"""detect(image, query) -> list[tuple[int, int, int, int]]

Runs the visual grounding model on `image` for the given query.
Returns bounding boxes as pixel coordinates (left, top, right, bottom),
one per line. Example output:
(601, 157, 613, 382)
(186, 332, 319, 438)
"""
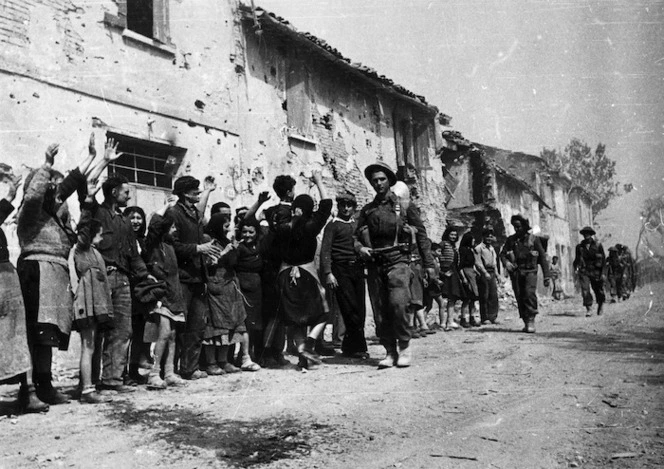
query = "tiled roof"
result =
(240, 4, 438, 113)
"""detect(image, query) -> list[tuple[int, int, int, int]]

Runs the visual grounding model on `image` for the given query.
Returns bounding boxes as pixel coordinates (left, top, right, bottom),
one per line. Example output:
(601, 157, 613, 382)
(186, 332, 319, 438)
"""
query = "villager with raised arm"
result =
(17, 136, 98, 405)
(274, 169, 332, 369)
(0, 168, 49, 413)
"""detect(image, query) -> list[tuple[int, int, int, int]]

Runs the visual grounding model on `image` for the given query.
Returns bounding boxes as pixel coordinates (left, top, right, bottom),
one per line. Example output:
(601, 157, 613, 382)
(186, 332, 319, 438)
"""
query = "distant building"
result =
(439, 136, 594, 295)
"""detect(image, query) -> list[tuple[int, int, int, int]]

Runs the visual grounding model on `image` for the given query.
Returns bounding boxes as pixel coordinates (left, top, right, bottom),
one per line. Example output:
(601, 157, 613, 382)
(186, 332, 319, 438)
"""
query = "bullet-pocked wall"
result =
(0, 0, 255, 259)
(240, 22, 447, 239)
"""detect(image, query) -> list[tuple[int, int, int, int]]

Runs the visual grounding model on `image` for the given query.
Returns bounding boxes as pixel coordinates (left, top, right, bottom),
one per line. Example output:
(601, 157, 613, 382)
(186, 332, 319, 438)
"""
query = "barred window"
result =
(107, 132, 185, 190)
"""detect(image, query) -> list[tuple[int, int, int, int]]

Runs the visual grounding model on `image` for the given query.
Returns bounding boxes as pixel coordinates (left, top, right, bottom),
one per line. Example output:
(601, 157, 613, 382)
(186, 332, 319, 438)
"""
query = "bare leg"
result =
(79, 326, 97, 390)
(240, 332, 261, 371)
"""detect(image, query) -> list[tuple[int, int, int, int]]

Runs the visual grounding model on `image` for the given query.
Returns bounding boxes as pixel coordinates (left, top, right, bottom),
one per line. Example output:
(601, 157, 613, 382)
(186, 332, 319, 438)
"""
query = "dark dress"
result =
(459, 246, 479, 300)
(275, 199, 333, 326)
(235, 242, 263, 331)
(440, 241, 465, 300)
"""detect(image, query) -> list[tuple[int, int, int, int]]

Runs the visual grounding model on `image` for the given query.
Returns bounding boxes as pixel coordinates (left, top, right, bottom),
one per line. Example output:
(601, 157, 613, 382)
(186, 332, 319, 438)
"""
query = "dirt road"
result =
(1, 284, 663, 469)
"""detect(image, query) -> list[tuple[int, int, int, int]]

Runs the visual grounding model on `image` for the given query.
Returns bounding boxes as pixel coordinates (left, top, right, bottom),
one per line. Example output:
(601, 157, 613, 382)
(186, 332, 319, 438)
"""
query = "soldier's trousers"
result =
(367, 262, 412, 349)
(510, 270, 539, 320)
(579, 274, 605, 307)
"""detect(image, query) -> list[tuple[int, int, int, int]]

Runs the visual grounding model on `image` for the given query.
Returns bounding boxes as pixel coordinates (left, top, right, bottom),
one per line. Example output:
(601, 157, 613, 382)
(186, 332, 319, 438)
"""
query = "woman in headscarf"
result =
(0, 169, 49, 413)
(124, 205, 151, 385)
(203, 213, 260, 373)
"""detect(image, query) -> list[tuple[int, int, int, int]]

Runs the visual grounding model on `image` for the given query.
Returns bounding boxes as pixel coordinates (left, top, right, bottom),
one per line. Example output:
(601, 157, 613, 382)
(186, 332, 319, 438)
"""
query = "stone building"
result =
(238, 5, 447, 238)
(439, 136, 593, 295)
(0, 0, 449, 260)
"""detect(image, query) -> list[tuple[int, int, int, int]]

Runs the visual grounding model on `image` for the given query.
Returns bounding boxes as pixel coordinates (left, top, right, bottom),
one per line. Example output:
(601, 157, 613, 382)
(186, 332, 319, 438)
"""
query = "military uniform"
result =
(354, 192, 433, 358)
(573, 236, 606, 310)
(500, 232, 550, 329)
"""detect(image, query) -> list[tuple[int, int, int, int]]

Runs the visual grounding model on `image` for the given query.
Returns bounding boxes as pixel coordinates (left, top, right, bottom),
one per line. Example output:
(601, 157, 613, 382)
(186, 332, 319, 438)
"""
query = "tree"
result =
(636, 194, 664, 261)
(541, 138, 620, 215)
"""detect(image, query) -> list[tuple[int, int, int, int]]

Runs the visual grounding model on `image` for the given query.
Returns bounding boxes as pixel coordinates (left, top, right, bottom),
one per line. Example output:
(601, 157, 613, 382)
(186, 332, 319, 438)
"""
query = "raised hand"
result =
(257, 191, 271, 204)
(45, 143, 59, 166)
(311, 169, 323, 184)
(104, 138, 123, 161)
(86, 178, 102, 197)
(203, 175, 217, 192)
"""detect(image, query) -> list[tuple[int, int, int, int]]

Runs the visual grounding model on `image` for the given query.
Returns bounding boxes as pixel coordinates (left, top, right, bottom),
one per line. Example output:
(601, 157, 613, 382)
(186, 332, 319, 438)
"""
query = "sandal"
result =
(241, 360, 261, 372)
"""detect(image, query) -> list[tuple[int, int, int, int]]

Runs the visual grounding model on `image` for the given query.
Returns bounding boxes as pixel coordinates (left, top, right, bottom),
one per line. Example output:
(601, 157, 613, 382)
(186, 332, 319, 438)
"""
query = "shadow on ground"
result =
(105, 401, 335, 468)
(538, 326, 664, 371)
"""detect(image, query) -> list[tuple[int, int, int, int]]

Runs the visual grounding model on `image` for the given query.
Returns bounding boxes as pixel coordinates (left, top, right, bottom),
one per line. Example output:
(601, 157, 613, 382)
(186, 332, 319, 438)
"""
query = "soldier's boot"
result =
(525, 317, 536, 333)
(396, 341, 412, 368)
(377, 345, 398, 369)
(585, 306, 592, 317)
(597, 302, 604, 316)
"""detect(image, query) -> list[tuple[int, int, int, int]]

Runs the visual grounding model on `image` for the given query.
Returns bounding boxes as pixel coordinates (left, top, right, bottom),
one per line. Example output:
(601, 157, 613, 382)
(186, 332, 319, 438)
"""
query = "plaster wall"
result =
(241, 27, 447, 239)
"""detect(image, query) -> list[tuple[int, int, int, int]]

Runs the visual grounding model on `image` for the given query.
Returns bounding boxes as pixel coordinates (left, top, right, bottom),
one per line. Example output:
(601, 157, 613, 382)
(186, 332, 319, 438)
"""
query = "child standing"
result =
(235, 216, 265, 364)
(439, 227, 465, 331)
(143, 199, 187, 389)
(73, 180, 114, 403)
(550, 255, 563, 300)
(423, 243, 445, 329)
(203, 213, 261, 374)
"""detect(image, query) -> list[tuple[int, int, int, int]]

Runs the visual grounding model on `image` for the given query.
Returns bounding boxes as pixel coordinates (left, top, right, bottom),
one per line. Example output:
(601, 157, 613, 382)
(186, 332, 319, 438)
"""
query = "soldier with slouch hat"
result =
(573, 226, 606, 316)
(354, 162, 435, 369)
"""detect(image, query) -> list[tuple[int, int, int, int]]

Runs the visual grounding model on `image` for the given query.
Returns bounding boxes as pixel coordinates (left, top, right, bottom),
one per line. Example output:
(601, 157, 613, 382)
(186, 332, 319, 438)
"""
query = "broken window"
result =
(107, 0, 172, 44)
(286, 58, 313, 137)
(394, 113, 433, 172)
(413, 122, 432, 169)
(107, 132, 186, 189)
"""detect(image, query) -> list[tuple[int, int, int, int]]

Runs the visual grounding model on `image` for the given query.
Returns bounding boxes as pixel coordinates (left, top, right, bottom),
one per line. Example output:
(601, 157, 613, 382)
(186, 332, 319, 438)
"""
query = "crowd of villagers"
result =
(1, 135, 562, 414)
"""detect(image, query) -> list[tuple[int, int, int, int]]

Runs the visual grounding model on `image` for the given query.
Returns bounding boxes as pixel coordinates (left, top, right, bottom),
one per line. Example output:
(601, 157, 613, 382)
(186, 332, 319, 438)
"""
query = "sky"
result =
(258, 0, 664, 250)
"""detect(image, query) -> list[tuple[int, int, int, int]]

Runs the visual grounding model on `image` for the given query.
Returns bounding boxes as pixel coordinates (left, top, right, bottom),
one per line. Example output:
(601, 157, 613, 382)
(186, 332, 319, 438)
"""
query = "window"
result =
(107, 132, 186, 190)
(127, 0, 154, 38)
(394, 114, 432, 172)
(105, 0, 173, 46)
(286, 58, 313, 138)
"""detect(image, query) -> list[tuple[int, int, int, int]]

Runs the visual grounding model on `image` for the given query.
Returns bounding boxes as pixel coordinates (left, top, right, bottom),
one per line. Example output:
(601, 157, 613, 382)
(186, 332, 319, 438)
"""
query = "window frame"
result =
(104, 0, 175, 55)
(106, 131, 187, 191)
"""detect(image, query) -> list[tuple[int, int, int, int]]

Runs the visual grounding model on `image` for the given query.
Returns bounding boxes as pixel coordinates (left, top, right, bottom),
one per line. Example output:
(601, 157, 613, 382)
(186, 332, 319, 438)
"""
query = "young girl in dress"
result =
(203, 213, 261, 374)
(423, 243, 445, 329)
(73, 180, 113, 403)
(143, 198, 187, 389)
(439, 227, 465, 331)
(458, 233, 480, 327)
(235, 216, 265, 364)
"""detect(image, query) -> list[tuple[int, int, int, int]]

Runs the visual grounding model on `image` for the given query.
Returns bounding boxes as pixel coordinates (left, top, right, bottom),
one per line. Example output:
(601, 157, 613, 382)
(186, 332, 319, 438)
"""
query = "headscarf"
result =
(124, 206, 146, 239)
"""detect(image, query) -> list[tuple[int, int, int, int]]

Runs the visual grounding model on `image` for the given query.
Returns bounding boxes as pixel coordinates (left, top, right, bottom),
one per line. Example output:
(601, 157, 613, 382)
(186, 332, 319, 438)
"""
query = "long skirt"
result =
(205, 277, 247, 340)
(0, 263, 31, 382)
(17, 257, 73, 350)
(277, 264, 328, 327)
(461, 267, 479, 300)
(441, 267, 466, 301)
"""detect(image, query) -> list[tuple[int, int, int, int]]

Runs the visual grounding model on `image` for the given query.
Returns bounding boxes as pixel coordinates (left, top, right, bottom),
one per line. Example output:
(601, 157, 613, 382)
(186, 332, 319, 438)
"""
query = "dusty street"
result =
(1, 283, 663, 469)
